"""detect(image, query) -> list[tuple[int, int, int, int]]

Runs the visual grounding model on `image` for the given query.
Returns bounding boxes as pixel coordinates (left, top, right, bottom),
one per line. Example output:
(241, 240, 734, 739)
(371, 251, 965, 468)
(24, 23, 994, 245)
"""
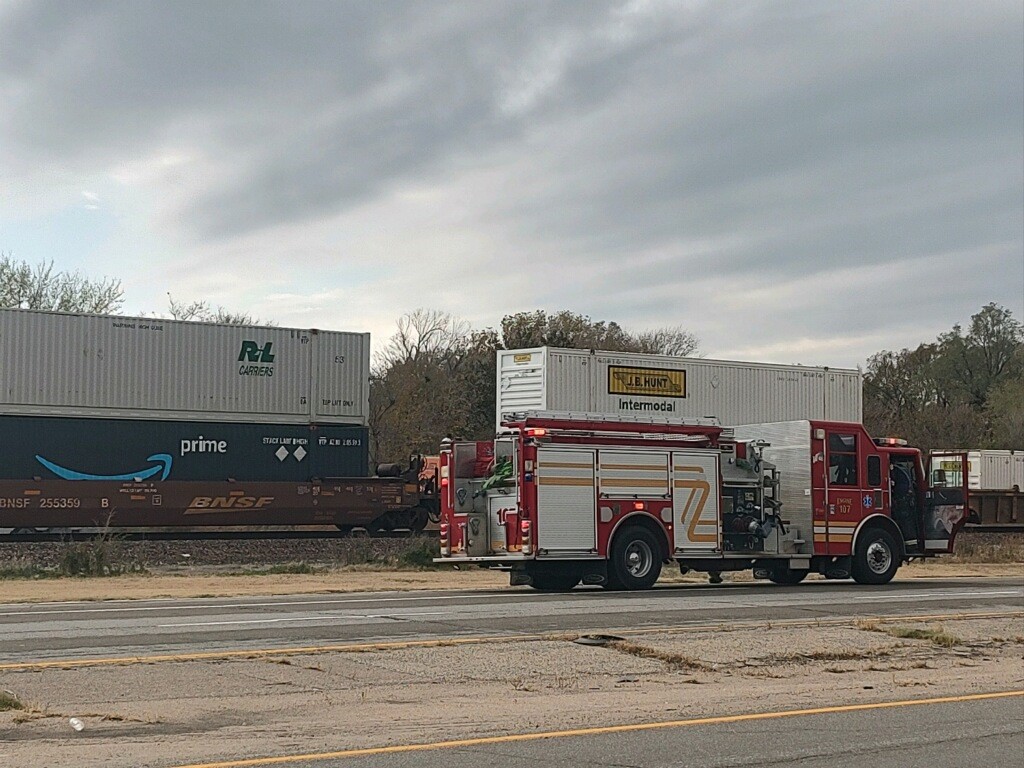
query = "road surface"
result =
(245, 693, 1023, 768)
(2, 577, 1021, 664)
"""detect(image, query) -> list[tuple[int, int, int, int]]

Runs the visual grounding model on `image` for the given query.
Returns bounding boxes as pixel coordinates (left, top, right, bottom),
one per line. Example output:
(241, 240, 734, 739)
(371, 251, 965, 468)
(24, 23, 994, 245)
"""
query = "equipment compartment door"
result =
(535, 448, 597, 553)
(672, 452, 720, 552)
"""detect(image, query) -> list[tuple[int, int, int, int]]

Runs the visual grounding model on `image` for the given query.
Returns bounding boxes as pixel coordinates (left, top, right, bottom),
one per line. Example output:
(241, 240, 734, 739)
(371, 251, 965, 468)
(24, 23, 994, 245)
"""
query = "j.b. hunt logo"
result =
(238, 340, 275, 377)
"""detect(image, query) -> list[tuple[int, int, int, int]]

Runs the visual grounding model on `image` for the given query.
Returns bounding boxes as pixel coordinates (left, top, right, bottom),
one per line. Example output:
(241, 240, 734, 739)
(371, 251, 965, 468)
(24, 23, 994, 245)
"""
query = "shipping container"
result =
(0, 415, 368, 482)
(937, 450, 1024, 491)
(497, 347, 862, 428)
(0, 308, 369, 425)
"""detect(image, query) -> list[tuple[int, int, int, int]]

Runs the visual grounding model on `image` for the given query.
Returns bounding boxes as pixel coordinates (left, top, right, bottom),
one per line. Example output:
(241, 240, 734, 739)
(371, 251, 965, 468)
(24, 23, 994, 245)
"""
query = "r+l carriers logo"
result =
(238, 340, 275, 377)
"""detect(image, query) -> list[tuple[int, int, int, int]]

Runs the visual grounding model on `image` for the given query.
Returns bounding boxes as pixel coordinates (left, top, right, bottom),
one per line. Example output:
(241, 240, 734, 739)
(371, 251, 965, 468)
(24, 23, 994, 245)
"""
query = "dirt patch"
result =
(1, 560, 1021, 604)
(1, 615, 1021, 767)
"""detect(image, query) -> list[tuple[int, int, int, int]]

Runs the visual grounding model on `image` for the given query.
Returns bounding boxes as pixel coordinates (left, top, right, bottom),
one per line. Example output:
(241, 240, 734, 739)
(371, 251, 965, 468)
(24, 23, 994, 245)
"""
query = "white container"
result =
(0, 308, 369, 425)
(497, 347, 862, 428)
(963, 450, 1024, 491)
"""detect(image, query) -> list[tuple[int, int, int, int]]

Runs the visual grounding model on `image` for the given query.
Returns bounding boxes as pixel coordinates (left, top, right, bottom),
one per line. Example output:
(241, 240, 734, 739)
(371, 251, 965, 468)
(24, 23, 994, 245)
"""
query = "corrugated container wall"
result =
(498, 348, 863, 428)
(960, 450, 1024, 490)
(0, 309, 369, 425)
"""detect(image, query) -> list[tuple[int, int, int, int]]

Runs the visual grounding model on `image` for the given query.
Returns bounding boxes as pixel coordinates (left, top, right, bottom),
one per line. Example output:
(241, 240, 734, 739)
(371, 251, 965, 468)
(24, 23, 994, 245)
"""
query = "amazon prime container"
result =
(497, 347, 863, 428)
(0, 415, 369, 481)
(0, 308, 369, 425)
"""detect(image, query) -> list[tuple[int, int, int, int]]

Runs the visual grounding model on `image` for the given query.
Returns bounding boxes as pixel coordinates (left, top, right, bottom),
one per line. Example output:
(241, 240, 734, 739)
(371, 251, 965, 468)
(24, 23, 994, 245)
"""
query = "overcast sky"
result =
(1, 0, 1021, 368)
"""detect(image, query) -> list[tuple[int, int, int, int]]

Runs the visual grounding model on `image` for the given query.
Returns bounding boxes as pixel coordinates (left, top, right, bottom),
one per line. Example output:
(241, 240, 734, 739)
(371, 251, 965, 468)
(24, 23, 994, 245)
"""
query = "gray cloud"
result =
(0, 0, 1020, 365)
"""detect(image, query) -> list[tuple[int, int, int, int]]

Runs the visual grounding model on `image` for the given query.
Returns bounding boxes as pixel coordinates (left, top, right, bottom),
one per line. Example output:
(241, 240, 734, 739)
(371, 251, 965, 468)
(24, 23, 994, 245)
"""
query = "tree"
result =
(167, 295, 270, 326)
(0, 254, 124, 314)
(985, 374, 1024, 451)
(499, 310, 700, 356)
(369, 310, 473, 462)
(937, 303, 1024, 408)
(863, 303, 1023, 450)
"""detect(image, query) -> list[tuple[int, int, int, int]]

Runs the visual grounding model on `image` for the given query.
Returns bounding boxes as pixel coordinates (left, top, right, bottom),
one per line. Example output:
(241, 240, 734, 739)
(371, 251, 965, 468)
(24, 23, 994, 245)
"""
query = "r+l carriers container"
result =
(0, 307, 370, 425)
(497, 347, 863, 428)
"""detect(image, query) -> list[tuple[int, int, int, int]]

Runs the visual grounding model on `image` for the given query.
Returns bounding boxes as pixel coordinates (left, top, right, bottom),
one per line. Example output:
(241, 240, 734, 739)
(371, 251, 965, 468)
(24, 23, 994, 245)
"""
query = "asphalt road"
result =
(279, 694, 1024, 768)
(2, 577, 1022, 663)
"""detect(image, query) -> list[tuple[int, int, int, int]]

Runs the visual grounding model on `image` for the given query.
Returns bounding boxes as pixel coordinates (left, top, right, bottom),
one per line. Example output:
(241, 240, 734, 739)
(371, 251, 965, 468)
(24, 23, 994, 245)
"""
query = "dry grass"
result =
(858, 619, 961, 648)
(884, 626, 961, 647)
(606, 640, 707, 671)
(0, 690, 24, 711)
(950, 532, 1024, 563)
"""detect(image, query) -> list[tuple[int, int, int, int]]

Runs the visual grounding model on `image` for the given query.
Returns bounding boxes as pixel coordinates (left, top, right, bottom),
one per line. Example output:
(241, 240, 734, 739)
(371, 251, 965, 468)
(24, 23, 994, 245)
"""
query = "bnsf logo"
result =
(186, 495, 274, 514)
(238, 340, 275, 377)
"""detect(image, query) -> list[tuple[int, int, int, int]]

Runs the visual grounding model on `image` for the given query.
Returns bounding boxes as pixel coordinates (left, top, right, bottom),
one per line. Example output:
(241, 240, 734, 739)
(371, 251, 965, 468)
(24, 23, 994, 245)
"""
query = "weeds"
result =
(0, 691, 24, 712)
(951, 532, 1024, 563)
(884, 626, 961, 648)
(0, 558, 52, 580)
(397, 539, 441, 569)
(856, 619, 961, 648)
(57, 531, 145, 577)
(606, 640, 707, 671)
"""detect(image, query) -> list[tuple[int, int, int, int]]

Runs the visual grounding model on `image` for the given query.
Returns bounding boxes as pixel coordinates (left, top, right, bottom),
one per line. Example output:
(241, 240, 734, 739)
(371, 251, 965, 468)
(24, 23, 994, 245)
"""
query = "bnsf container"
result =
(497, 347, 862, 427)
(0, 415, 368, 481)
(0, 308, 369, 425)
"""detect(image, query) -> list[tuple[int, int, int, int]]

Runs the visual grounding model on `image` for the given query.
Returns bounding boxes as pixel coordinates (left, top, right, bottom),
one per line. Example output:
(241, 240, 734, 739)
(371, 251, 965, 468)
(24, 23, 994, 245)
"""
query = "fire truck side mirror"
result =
(931, 468, 947, 487)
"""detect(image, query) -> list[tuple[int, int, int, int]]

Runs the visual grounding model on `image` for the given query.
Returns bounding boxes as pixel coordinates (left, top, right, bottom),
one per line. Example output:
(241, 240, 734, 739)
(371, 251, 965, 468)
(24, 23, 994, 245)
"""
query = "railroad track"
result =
(1, 524, 1017, 543)
(0, 529, 435, 543)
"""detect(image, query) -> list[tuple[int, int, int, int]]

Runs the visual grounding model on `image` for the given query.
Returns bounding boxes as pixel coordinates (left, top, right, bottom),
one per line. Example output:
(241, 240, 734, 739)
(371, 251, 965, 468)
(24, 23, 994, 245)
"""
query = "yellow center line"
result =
(2, 610, 1019, 672)
(172, 690, 1024, 768)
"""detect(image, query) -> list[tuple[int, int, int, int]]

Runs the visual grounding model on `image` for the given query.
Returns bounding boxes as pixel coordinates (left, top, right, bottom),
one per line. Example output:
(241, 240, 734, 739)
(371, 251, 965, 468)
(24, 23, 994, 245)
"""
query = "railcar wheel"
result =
(608, 526, 662, 590)
(851, 527, 900, 585)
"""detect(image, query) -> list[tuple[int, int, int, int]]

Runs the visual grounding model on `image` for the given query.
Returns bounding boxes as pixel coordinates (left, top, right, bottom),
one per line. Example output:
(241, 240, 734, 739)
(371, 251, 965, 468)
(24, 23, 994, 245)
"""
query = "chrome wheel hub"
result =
(624, 541, 653, 578)
(866, 540, 892, 574)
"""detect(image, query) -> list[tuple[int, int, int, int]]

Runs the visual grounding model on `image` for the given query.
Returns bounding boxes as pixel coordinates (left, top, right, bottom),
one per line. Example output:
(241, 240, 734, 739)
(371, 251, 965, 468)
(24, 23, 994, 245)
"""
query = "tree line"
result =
(3, 254, 1020, 459)
(863, 303, 1023, 453)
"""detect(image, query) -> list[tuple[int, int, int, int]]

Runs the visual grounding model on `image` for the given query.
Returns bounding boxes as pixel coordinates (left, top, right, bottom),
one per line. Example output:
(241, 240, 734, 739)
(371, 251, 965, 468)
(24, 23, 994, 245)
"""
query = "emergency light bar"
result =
(873, 437, 909, 447)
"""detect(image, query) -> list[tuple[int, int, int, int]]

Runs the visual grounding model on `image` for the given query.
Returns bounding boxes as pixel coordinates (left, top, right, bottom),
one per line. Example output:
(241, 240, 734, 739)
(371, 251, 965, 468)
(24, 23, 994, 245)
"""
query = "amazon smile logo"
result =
(35, 454, 173, 481)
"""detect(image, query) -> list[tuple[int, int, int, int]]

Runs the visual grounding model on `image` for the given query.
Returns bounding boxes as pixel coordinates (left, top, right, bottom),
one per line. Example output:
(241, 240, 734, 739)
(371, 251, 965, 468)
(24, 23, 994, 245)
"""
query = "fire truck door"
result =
(672, 452, 720, 552)
(535, 448, 597, 553)
(824, 430, 863, 554)
(923, 453, 968, 553)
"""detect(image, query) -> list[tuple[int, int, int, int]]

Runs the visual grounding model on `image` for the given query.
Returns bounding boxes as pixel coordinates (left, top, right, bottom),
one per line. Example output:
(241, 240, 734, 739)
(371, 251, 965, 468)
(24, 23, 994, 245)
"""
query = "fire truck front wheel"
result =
(607, 526, 663, 590)
(851, 526, 901, 585)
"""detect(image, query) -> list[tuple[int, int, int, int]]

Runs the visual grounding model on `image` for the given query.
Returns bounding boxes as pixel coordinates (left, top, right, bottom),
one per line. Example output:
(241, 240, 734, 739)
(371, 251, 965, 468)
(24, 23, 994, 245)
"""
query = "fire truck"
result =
(435, 412, 969, 590)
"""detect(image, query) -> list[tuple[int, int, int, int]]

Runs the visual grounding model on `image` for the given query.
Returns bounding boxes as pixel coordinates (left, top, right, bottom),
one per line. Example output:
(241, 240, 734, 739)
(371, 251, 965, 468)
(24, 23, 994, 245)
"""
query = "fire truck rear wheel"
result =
(766, 567, 809, 585)
(527, 564, 582, 591)
(608, 526, 662, 590)
(851, 527, 900, 585)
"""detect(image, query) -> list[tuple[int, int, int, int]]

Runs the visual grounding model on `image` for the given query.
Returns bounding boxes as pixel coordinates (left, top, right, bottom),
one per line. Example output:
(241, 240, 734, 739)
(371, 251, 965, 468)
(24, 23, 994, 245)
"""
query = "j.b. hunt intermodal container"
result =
(497, 347, 863, 428)
(0, 307, 369, 425)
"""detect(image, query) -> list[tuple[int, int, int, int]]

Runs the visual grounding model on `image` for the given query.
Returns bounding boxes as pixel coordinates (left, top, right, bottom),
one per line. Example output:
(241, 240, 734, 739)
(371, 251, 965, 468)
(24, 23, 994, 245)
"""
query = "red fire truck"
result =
(435, 412, 969, 590)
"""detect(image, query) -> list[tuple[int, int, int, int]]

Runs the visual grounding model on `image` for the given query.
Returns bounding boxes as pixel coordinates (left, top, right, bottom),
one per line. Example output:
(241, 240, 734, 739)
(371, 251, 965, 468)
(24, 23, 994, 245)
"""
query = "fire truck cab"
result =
(435, 412, 968, 590)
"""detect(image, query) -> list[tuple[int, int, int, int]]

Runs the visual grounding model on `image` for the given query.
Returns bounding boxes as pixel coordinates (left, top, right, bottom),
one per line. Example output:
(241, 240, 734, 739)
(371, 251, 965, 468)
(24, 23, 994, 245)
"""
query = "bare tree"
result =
(634, 326, 701, 357)
(376, 308, 471, 372)
(0, 254, 124, 313)
(167, 295, 271, 326)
